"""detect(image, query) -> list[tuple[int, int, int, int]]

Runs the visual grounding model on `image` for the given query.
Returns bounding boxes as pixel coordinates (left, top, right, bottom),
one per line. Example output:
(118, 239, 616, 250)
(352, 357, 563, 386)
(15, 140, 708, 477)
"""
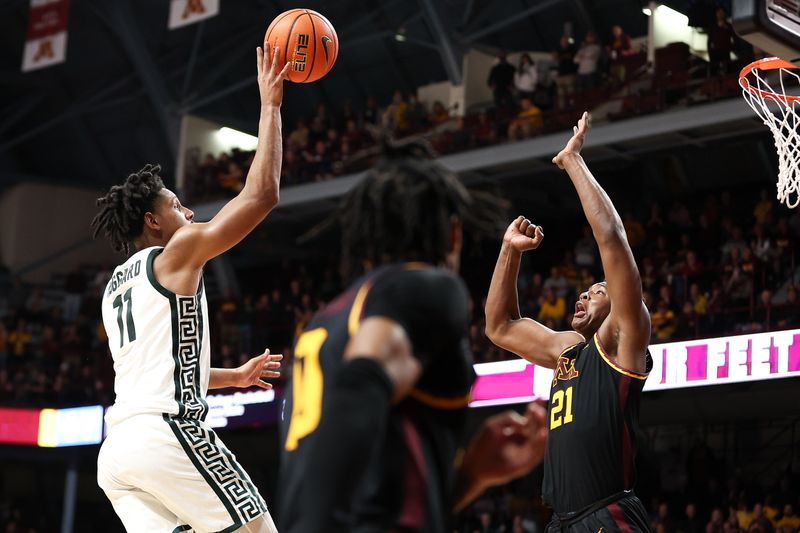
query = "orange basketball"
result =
(264, 9, 339, 84)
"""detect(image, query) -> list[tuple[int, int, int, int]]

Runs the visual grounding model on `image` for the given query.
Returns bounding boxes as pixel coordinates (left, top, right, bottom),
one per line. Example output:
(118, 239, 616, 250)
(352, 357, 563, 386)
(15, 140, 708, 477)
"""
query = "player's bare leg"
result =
(233, 513, 278, 533)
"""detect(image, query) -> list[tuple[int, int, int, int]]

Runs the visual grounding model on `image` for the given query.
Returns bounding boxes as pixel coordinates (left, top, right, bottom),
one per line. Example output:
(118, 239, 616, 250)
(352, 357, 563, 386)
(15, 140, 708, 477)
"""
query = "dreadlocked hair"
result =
(91, 164, 165, 255)
(322, 135, 508, 280)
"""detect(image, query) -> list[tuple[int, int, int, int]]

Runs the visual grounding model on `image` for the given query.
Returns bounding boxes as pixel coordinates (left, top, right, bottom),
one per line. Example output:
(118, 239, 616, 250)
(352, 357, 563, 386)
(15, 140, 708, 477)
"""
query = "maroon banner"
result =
(22, 0, 70, 72)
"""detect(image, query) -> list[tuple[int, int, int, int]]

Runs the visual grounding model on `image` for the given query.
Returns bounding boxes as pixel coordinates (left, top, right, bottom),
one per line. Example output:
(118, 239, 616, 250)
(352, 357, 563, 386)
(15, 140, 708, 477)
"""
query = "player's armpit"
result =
(595, 232, 651, 372)
(599, 306, 651, 375)
(486, 318, 583, 369)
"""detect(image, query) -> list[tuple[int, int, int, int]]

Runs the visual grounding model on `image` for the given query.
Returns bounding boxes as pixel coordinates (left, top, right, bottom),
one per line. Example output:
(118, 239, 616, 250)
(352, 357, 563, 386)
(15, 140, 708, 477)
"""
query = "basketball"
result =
(264, 8, 339, 84)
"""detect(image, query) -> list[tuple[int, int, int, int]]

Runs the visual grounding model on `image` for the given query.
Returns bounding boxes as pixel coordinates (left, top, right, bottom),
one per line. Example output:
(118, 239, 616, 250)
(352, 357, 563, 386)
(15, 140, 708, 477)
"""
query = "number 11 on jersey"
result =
(112, 288, 136, 347)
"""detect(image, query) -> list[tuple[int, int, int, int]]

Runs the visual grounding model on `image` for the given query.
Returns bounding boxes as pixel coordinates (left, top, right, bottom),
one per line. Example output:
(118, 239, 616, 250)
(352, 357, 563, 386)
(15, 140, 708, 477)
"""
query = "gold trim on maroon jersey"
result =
(409, 388, 472, 409)
(593, 334, 648, 380)
(347, 282, 373, 336)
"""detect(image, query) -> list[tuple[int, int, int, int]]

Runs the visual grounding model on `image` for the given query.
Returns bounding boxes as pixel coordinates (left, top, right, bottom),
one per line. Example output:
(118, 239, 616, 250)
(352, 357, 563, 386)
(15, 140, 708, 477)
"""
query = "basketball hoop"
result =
(740, 57, 800, 208)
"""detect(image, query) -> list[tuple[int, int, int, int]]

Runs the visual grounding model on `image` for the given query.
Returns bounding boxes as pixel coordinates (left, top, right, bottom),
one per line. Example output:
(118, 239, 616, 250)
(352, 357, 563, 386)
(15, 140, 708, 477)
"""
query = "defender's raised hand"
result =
(503, 216, 544, 253)
(552, 111, 589, 169)
(462, 402, 548, 490)
(256, 44, 291, 107)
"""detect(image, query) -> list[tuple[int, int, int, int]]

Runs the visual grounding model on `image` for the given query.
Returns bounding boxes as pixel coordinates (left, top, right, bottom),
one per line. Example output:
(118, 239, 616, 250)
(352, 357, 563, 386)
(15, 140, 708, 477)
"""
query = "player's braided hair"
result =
(329, 135, 508, 280)
(91, 164, 165, 255)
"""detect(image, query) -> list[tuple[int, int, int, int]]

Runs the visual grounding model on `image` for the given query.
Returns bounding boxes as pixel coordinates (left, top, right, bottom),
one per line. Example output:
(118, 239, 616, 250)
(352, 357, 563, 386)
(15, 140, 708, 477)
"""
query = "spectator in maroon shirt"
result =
(706, 507, 725, 533)
(363, 95, 380, 126)
(653, 502, 676, 533)
(63, 267, 85, 322)
(337, 99, 358, 128)
(675, 301, 699, 340)
(707, 7, 735, 75)
(341, 118, 363, 150)
(474, 110, 496, 146)
(775, 286, 799, 329)
(608, 25, 635, 84)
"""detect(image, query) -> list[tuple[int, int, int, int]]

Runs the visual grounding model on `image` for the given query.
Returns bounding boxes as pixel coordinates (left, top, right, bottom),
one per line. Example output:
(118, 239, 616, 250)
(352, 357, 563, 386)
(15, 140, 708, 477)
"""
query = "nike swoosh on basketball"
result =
(321, 35, 332, 63)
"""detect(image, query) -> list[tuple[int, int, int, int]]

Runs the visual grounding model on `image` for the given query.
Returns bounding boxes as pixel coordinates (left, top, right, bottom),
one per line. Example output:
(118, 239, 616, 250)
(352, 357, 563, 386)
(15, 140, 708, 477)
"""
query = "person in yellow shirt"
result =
(8, 320, 32, 358)
(776, 504, 800, 532)
(428, 101, 451, 126)
(537, 287, 566, 325)
(508, 97, 543, 140)
(287, 118, 309, 150)
(384, 90, 408, 135)
(753, 189, 773, 225)
(651, 300, 676, 340)
(765, 497, 780, 525)
(736, 500, 754, 530)
(689, 283, 708, 315)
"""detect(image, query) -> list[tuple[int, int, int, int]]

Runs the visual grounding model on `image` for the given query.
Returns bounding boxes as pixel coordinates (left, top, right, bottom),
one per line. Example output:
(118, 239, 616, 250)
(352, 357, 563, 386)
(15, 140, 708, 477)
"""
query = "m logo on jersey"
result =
(552, 357, 580, 387)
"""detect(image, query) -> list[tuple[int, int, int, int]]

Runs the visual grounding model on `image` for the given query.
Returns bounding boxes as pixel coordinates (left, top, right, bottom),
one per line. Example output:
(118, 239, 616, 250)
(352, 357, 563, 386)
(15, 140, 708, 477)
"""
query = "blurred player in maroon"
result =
(278, 138, 549, 533)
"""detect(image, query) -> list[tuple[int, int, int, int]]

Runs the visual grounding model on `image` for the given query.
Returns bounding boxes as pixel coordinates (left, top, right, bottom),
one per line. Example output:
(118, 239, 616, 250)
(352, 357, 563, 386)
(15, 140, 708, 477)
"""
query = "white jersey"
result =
(102, 246, 211, 429)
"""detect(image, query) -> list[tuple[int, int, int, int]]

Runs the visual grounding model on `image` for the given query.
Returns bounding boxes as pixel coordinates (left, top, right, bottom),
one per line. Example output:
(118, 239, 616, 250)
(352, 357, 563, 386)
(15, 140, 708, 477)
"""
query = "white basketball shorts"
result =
(97, 413, 274, 533)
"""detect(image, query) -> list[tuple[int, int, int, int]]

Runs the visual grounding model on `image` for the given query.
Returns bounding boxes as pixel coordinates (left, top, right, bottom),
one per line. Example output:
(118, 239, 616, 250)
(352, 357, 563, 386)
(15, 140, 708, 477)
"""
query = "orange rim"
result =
(739, 57, 800, 103)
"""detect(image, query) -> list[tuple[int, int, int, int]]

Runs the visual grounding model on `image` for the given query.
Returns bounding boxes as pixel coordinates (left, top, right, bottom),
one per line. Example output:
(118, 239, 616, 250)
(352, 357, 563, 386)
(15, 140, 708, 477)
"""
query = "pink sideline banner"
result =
(21, 0, 69, 72)
(470, 328, 800, 407)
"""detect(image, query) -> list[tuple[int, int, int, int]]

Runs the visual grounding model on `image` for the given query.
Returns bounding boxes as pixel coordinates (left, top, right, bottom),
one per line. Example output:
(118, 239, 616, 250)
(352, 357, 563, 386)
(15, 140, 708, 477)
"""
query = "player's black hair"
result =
(91, 164, 165, 255)
(325, 136, 508, 280)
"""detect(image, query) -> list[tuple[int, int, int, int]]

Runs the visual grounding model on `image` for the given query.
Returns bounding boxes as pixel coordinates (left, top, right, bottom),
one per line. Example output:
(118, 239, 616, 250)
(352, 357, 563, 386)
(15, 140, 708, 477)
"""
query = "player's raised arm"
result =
(163, 45, 290, 268)
(485, 217, 583, 369)
(552, 112, 650, 372)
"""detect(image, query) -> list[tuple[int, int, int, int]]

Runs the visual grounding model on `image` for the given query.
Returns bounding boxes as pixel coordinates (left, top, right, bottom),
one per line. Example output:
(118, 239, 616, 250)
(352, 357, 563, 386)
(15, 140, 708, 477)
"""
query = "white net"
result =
(740, 60, 800, 208)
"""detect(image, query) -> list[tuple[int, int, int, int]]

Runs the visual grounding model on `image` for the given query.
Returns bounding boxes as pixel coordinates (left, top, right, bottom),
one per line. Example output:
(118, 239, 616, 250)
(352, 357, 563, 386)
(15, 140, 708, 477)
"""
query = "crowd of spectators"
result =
(0, 184, 797, 409)
(0, 269, 114, 408)
(184, 10, 756, 203)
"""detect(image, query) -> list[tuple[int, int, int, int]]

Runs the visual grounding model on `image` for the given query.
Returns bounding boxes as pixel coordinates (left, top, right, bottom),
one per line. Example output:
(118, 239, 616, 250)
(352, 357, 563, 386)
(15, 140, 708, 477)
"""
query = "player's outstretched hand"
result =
(462, 402, 548, 490)
(235, 349, 283, 389)
(552, 111, 589, 169)
(256, 44, 291, 107)
(503, 216, 544, 253)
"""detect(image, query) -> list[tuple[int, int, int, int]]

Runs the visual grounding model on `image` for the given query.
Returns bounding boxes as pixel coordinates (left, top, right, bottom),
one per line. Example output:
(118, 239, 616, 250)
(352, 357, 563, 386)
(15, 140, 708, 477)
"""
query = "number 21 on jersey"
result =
(284, 328, 327, 451)
(550, 386, 574, 430)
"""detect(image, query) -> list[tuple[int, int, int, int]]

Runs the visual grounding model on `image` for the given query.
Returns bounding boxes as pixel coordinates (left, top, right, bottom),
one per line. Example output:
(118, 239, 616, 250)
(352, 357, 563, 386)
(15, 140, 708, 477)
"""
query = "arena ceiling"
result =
(0, 0, 658, 191)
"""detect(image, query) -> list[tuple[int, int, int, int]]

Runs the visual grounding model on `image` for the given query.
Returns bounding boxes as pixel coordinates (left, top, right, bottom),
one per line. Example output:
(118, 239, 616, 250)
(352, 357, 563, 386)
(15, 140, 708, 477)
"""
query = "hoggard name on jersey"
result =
(106, 260, 142, 297)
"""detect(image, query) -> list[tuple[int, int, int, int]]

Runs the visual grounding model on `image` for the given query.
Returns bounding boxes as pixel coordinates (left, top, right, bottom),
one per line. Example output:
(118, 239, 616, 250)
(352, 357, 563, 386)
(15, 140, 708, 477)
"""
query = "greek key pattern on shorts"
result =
(170, 418, 267, 525)
(174, 295, 208, 420)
